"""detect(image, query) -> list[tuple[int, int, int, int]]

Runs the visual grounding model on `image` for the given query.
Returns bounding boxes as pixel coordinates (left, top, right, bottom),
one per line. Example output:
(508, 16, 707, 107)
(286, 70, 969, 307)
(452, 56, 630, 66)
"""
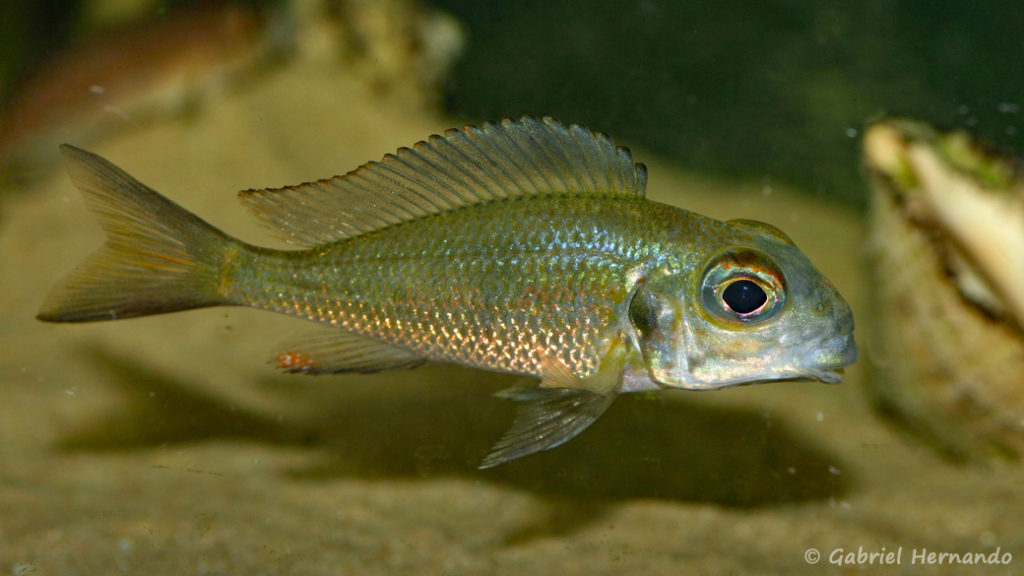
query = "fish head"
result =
(628, 218, 857, 390)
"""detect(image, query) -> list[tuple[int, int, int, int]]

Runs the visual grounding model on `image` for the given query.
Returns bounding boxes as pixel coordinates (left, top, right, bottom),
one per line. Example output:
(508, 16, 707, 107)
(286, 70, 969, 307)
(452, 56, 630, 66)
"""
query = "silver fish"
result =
(38, 116, 857, 467)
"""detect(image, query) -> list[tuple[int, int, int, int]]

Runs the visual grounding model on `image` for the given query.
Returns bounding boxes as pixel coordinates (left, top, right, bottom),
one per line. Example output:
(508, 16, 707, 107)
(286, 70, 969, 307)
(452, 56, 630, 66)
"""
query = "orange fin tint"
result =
(273, 328, 425, 374)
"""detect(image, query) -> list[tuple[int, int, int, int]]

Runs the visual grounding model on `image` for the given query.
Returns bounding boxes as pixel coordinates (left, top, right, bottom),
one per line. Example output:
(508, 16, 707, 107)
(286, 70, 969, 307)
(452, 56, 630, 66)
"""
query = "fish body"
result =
(38, 117, 857, 466)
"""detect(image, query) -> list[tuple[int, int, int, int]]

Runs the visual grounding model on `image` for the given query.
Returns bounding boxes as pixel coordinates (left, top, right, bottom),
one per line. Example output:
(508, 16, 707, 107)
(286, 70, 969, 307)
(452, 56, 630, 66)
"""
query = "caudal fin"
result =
(37, 145, 236, 322)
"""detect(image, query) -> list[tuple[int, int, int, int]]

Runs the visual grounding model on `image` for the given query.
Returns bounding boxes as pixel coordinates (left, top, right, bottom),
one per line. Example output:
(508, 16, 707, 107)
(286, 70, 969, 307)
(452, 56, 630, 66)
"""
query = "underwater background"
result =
(1, 1, 1022, 574)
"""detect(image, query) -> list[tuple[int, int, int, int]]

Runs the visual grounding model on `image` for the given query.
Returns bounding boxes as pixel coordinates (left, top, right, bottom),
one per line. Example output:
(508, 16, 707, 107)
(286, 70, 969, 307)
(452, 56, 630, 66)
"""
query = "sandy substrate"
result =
(2, 43, 1023, 576)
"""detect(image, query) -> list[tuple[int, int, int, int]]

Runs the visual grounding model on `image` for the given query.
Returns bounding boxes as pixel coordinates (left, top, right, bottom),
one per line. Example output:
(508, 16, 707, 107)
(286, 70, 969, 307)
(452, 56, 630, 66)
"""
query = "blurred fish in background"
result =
(0, 0, 464, 186)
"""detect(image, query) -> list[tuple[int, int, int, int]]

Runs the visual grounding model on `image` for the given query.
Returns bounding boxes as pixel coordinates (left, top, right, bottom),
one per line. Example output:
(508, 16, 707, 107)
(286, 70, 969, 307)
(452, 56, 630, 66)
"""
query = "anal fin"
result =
(274, 329, 426, 374)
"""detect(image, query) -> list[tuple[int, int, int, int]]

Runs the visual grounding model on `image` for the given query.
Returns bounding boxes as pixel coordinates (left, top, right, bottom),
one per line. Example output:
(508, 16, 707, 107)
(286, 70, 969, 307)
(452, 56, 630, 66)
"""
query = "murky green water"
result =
(1, 2, 1022, 574)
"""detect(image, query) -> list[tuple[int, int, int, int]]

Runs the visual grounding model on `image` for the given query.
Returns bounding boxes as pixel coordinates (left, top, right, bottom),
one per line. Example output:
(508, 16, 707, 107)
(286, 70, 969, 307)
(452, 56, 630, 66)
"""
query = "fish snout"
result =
(801, 334, 858, 383)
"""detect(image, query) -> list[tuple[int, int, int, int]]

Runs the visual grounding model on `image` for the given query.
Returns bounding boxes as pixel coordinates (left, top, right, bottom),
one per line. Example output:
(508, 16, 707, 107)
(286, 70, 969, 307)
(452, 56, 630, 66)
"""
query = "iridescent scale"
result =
(233, 195, 691, 379)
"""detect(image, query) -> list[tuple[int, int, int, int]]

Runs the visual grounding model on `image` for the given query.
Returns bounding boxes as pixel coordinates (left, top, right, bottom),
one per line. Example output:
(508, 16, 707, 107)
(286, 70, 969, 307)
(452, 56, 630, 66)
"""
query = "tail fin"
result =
(37, 145, 236, 322)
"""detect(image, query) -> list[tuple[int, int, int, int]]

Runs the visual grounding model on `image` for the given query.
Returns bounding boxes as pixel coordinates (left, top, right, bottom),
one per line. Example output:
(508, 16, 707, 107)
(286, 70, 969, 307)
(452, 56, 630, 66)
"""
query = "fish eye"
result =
(721, 278, 768, 315)
(700, 249, 785, 325)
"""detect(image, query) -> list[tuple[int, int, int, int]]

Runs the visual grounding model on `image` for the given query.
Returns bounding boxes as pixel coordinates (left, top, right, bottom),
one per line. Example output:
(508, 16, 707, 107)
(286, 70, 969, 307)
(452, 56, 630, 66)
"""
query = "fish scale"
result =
(229, 196, 671, 377)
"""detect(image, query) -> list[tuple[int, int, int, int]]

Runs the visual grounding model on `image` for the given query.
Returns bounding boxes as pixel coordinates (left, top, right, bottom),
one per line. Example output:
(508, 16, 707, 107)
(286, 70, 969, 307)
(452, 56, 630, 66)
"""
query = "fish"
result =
(37, 116, 858, 467)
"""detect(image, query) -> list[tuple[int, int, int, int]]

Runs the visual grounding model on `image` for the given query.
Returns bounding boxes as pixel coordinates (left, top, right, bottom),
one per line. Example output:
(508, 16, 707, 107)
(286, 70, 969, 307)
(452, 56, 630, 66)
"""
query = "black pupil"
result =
(722, 279, 767, 314)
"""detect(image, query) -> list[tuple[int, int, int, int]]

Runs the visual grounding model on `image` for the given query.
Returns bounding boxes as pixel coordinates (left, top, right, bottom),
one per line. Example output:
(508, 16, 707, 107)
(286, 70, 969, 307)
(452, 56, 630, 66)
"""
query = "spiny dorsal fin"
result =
(239, 116, 647, 246)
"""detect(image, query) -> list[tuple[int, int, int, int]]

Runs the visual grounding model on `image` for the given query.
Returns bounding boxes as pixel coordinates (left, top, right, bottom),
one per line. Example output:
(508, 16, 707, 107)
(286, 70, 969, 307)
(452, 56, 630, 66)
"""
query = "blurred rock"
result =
(864, 118, 1024, 462)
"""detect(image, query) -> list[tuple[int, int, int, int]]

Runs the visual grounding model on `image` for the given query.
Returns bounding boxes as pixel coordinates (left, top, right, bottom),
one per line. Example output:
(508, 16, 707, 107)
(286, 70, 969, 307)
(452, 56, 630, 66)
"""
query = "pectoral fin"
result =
(478, 387, 617, 469)
(479, 334, 629, 468)
(538, 332, 629, 394)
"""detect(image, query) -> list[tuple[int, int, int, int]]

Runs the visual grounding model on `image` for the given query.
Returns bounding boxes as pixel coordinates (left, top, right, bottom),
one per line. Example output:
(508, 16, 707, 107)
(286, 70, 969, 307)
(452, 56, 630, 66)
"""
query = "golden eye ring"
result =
(700, 248, 786, 325)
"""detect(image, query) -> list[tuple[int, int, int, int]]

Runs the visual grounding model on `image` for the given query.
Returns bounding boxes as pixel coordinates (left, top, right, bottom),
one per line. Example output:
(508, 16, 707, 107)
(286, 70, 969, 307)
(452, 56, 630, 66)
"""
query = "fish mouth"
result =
(800, 334, 858, 384)
(804, 367, 845, 384)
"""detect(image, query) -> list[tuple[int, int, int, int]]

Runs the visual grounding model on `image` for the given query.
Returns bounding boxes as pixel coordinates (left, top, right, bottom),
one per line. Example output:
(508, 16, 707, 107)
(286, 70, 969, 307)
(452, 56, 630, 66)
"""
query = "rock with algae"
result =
(863, 118, 1024, 463)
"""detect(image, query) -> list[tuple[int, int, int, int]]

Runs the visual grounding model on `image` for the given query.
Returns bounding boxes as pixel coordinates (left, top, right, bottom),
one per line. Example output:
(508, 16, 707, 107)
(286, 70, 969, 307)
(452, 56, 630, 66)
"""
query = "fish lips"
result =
(799, 334, 858, 384)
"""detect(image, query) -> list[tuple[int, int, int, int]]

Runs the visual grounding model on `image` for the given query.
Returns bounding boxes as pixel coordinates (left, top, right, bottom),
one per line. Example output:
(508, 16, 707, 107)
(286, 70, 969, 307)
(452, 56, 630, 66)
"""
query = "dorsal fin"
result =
(238, 116, 648, 245)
